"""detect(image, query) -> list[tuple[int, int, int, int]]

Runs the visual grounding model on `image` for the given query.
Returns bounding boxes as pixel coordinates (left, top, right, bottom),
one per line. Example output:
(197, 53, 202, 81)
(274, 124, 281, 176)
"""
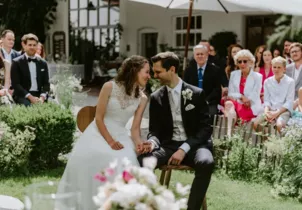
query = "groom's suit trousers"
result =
(138, 142, 214, 210)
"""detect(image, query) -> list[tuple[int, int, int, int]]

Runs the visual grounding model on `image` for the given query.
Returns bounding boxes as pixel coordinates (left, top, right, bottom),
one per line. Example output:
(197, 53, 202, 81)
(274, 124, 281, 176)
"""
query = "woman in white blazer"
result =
(224, 49, 263, 125)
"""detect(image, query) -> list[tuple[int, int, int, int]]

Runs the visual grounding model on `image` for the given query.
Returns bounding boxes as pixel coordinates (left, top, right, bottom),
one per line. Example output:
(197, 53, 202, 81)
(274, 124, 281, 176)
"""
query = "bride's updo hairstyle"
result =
(116, 55, 148, 98)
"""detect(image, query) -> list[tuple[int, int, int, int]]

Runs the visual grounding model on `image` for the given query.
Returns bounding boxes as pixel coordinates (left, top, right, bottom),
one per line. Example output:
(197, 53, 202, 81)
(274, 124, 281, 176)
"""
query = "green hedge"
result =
(0, 122, 35, 176)
(0, 103, 76, 169)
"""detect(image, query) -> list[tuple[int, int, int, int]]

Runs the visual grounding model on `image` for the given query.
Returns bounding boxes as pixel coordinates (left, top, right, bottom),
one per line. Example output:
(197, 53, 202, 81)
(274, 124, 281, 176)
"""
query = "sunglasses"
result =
(238, 60, 248, 64)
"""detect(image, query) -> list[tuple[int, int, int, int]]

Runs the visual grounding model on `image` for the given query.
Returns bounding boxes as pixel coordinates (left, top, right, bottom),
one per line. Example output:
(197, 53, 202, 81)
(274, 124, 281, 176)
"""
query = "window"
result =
(174, 15, 202, 48)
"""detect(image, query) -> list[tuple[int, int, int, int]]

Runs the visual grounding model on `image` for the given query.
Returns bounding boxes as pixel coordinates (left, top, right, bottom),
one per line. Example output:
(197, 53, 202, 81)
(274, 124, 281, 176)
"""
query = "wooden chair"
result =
(76, 106, 96, 132)
(159, 165, 208, 210)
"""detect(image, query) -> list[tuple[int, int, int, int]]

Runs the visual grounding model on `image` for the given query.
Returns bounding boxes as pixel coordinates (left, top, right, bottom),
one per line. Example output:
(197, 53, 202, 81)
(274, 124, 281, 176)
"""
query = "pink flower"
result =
(94, 174, 107, 183)
(105, 168, 115, 176)
(122, 170, 134, 182)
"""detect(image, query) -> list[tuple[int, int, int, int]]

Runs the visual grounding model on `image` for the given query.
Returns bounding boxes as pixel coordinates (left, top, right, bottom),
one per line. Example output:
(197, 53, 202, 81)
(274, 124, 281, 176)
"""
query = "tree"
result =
(0, 0, 59, 49)
(267, 15, 302, 49)
(209, 31, 238, 58)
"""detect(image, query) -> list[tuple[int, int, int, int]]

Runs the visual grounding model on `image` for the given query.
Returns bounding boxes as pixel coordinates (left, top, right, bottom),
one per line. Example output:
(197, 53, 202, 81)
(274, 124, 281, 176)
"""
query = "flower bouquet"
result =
(93, 157, 190, 210)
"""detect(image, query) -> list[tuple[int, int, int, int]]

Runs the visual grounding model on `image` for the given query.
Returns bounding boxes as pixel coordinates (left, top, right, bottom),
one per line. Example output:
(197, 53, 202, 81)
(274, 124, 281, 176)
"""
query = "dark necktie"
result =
(28, 57, 37, 63)
(198, 67, 203, 88)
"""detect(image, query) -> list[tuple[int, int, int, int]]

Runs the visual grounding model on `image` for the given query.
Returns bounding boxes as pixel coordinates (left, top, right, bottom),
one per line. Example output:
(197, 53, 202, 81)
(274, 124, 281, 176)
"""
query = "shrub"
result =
(209, 31, 238, 58)
(0, 122, 35, 176)
(0, 103, 76, 169)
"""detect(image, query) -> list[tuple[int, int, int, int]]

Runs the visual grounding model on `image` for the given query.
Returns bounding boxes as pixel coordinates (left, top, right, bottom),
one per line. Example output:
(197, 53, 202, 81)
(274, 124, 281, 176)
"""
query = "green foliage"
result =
(215, 123, 302, 201)
(225, 134, 260, 181)
(0, 0, 58, 49)
(0, 122, 35, 176)
(209, 31, 238, 58)
(0, 103, 76, 169)
(50, 65, 86, 109)
(267, 15, 302, 49)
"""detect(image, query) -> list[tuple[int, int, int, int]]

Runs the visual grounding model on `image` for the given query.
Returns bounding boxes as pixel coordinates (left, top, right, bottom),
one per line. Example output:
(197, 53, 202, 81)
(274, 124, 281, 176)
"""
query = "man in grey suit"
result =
(286, 42, 302, 99)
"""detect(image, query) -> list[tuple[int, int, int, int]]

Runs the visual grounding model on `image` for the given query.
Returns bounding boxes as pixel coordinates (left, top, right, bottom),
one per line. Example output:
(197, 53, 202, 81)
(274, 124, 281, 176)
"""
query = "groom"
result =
(138, 52, 214, 210)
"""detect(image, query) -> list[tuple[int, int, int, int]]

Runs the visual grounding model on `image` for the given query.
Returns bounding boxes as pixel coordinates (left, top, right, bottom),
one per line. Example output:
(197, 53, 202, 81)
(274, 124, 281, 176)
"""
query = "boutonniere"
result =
(181, 88, 193, 104)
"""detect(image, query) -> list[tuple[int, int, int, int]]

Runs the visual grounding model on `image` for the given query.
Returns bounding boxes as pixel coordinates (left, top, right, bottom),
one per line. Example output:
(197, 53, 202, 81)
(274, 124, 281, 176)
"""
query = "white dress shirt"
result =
(2, 48, 12, 62)
(166, 78, 190, 153)
(264, 75, 295, 112)
(196, 62, 207, 76)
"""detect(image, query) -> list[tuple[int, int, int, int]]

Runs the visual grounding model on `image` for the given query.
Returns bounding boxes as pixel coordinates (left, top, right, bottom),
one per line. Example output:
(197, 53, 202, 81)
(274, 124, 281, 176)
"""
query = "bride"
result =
(58, 55, 150, 209)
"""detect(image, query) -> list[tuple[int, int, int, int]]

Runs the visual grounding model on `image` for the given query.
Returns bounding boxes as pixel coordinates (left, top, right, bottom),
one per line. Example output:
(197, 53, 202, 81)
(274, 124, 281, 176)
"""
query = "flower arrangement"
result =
(0, 90, 14, 106)
(49, 66, 86, 109)
(93, 157, 190, 210)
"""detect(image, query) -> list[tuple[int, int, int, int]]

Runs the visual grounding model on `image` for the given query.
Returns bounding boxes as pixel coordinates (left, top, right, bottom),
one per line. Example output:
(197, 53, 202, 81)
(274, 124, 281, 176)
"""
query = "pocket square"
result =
(185, 104, 195, 111)
(41, 69, 45, 72)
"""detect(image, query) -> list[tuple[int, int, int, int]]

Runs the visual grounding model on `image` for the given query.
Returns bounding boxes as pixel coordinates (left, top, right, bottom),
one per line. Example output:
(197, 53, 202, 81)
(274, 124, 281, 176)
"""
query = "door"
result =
(141, 33, 158, 59)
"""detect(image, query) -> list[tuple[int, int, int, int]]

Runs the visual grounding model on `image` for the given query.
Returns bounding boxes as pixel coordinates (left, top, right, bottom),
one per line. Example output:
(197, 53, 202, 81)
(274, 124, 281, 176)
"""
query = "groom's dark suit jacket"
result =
(148, 82, 213, 150)
(11, 54, 50, 98)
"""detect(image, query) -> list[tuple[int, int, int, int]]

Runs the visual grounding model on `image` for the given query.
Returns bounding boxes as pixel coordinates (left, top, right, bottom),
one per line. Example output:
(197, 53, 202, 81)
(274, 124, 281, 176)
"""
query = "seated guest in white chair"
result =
(253, 56, 295, 133)
(223, 49, 262, 133)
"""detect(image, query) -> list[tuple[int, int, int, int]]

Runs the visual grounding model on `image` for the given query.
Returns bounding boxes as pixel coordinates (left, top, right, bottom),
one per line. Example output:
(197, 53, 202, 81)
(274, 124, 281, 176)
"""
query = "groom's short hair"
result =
(151, 52, 180, 73)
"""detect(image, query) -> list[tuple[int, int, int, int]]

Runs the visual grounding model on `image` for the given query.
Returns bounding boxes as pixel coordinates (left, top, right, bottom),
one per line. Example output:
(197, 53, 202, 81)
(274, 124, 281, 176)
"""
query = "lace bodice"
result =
(103, 81, 141, 128)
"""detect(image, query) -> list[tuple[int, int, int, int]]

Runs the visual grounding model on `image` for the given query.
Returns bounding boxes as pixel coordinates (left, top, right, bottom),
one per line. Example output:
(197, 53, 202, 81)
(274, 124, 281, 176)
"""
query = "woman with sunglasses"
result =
(224, 49, 263, 124)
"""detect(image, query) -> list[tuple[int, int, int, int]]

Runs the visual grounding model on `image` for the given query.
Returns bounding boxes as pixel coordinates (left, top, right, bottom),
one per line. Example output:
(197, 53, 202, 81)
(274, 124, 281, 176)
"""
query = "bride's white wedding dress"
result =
(58, 81, 141, 210)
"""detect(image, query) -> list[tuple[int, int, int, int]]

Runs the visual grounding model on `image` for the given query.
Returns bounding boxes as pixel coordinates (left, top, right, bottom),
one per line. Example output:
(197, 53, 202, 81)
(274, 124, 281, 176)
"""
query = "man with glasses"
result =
(286, 42, 302, 99)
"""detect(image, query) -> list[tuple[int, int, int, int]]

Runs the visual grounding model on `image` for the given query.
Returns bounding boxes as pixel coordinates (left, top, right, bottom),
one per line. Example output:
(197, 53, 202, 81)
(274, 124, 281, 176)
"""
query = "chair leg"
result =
(159, 170, 166, 185)
(164, 169, 172, 188)
(202, 195, 207, 210)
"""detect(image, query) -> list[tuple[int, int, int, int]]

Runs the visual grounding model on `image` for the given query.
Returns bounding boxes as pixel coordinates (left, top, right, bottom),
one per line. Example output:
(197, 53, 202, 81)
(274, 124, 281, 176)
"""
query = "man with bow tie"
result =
(11, 33, 50, 106)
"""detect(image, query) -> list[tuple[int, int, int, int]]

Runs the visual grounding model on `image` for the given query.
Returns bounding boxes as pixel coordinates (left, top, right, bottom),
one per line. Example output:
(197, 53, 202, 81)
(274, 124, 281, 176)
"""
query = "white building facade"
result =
(119, 0, 275, 58)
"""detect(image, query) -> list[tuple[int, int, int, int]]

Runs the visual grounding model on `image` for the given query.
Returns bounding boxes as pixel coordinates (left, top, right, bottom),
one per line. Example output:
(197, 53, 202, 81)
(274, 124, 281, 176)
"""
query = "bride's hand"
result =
(109, 140, 124, 150)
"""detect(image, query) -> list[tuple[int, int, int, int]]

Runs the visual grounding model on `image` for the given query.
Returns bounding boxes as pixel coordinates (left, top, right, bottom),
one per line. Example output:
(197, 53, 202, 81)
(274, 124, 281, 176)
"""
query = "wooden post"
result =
(182, 0, 194, 73)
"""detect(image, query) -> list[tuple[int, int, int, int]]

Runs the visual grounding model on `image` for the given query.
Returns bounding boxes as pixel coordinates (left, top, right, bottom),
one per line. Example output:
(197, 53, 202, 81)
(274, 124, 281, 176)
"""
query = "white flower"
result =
(135, 203, 151, 210)
(142, 156, 157, 170)
(122, 157, 131, 167)
(181, 88, 193, 104)
(161, 189, 175, 203)
(176, 183, 191, 196)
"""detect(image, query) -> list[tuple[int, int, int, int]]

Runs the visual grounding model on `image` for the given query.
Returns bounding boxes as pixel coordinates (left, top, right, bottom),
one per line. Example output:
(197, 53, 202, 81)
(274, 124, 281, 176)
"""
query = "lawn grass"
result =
(0, 168, 301, 210)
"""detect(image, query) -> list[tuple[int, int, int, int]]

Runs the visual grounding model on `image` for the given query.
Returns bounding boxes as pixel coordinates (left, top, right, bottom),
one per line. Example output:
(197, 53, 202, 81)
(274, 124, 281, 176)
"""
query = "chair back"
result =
(76, 106, 96, 132)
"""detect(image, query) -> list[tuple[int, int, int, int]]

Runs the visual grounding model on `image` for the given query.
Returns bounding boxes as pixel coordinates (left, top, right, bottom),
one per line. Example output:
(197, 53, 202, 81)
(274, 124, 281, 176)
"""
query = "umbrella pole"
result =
(183, 0, 194, 74)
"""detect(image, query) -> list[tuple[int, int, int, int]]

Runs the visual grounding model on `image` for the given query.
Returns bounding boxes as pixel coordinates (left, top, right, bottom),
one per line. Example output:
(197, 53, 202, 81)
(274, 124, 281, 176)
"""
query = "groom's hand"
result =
(137, 141, 153, 154)
(168, 149, 186, 165)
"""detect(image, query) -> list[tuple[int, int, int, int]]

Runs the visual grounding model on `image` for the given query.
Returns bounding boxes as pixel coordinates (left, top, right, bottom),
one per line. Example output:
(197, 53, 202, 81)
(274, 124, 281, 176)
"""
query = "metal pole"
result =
(183, 0, 194, 72)
(107, 0, 111, 41)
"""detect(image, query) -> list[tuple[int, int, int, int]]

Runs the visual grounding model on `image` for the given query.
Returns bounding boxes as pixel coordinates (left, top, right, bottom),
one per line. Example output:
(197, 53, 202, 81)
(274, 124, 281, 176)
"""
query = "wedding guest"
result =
(284, 39, 293, 65)
(0, 53, 12, 95)
(224, 49, 262, 123)
(138, 51, 213, 210)
(254, 45, 265, 68)
(286, 42, 302, 99)
(1, 30, 20, 62)
(184, 45, 221, 116)
(209, 45, 216, 56)
(256, 49, 274, 102)
(198, 40, 228, 87)
(11, 33, 50, 106)
(293, 87, 302, 112)
(253, 56, 294, 133)
(273, 48, 281, 58)
(225, 44, 243, 79)
(36, 42, 45, 59)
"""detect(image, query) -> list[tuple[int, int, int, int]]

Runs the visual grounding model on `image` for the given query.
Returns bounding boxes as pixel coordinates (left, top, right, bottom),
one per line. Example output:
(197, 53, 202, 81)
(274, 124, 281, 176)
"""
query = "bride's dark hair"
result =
(115, 55, 148, 98)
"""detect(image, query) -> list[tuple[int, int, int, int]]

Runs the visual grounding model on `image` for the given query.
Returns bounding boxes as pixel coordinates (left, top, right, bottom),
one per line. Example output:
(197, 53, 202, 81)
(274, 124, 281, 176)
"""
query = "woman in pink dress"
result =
(224, 50, 262, 125)
(256, 49, 274, 102)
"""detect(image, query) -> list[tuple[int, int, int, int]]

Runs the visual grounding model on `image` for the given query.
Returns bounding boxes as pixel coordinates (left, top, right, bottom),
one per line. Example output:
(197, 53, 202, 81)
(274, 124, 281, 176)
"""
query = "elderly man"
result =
(184, 44, 221, 116)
